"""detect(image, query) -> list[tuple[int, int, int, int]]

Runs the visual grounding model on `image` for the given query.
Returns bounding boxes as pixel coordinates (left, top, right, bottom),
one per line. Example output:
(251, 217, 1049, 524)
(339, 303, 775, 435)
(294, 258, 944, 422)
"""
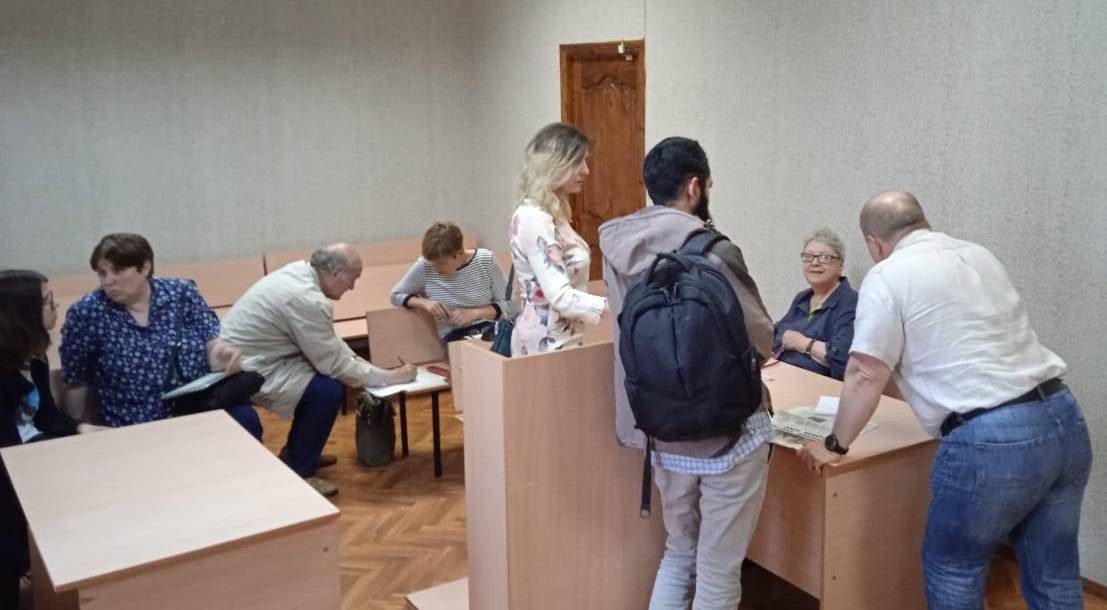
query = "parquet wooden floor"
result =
(18, 391, 1105, 609)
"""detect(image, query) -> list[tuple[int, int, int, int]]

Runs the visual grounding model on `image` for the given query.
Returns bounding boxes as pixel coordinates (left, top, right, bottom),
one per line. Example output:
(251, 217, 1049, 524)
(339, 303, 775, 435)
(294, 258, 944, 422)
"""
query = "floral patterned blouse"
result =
(60, 278, 219, 426)
(509, 201, 607, 354)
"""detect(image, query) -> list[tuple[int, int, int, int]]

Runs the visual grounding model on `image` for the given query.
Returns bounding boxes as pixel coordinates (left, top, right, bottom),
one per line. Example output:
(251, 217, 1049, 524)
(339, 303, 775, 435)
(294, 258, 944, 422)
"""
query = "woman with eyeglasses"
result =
(0, 270, 104, 607)
(772, 228, 858, 380)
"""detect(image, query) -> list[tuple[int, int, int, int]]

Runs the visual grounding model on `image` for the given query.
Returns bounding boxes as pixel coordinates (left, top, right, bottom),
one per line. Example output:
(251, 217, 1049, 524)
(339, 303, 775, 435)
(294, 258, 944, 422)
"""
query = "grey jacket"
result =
(599, 206, 774, 457)
(220, 261, 389, 417)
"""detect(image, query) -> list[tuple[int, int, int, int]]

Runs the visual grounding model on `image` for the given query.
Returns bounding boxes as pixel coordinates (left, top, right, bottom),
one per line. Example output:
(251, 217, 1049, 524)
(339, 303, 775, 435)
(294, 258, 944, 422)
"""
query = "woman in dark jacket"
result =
(773, 229, 859, 380)
(0, 269, 100, 607)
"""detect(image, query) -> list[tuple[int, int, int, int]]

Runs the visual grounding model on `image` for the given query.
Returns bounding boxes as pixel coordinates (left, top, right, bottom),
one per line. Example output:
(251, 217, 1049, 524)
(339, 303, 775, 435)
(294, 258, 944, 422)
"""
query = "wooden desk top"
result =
(763, 361, 934, 470)
(0, 411, 339, 591)
(331, 262, 413, 321)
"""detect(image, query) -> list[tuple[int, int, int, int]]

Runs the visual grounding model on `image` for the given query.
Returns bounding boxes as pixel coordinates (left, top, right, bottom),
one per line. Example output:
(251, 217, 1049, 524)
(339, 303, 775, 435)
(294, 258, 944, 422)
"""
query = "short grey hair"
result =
(802, 228, 845, 261)
(309, 248, 353, 274)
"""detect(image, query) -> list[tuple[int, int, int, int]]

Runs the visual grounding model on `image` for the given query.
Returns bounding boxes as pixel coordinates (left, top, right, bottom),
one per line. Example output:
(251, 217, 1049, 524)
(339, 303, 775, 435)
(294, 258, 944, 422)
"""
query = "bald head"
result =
(860, 191, 930, 242)
(310, 243, 363, 300)
(310, 243, 363, 274)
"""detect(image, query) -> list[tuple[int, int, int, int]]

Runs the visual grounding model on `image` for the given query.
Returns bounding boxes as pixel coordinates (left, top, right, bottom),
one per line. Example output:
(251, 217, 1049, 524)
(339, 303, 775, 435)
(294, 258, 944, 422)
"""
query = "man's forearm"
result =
(833, 353, 891, 446)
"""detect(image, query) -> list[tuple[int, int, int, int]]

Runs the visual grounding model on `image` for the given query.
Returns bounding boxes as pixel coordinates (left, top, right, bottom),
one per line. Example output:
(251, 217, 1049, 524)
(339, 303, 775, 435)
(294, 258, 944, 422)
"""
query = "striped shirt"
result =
(390, 248, 514, 338)
(653, 410, 773, 475)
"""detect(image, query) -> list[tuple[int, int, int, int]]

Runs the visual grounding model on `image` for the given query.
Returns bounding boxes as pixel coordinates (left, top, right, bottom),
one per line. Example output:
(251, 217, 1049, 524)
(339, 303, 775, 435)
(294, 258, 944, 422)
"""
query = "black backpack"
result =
(618, 230, 762, 516)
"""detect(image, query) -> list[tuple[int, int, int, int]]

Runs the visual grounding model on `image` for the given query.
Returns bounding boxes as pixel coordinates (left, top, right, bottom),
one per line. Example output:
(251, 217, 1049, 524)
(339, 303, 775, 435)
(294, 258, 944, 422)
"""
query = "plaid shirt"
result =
(653, 410, 773, 475)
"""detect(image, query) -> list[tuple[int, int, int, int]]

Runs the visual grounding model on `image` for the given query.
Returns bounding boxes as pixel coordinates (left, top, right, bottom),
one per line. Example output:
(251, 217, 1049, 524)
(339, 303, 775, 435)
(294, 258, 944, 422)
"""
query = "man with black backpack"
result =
(599, 137, 775, 609)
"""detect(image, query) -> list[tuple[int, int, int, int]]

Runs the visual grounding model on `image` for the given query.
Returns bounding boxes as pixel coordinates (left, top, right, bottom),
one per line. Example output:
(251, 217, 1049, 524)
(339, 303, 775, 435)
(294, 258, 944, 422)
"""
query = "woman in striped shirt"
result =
(391, 222, 514, 342)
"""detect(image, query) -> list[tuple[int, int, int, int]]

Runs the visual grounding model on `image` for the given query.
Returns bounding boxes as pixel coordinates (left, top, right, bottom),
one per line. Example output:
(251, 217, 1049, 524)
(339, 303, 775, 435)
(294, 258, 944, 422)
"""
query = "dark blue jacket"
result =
(772, 278, 858, 380)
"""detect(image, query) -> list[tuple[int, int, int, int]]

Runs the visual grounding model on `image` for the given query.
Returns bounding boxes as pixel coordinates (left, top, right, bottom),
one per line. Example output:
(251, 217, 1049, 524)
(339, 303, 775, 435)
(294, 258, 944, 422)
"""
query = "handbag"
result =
(490, 264, 515, 357)
(167, 371, 265, 416)
(164, 298, 263, 416)
(355, 391, 395, 467)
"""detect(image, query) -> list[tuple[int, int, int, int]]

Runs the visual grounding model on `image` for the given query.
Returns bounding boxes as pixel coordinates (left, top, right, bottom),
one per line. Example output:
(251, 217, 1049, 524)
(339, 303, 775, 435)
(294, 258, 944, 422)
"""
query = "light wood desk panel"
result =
(2, 411, 340, 610)
(750, 362, 936, 609)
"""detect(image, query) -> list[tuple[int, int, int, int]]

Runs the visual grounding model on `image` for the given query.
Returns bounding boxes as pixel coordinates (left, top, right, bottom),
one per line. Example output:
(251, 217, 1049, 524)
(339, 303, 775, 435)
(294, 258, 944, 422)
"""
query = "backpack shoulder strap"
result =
(679, 229, 726, 257)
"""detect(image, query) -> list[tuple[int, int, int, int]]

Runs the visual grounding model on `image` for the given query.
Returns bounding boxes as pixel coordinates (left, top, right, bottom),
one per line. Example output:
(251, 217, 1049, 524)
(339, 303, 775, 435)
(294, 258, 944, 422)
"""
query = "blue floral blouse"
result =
(60, 278, 219, 426)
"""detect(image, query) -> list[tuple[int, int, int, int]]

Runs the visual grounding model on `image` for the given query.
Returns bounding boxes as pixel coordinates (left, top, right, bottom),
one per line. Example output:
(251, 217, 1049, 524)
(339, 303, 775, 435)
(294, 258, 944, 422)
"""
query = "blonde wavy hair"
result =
(515, 123, 590, 223)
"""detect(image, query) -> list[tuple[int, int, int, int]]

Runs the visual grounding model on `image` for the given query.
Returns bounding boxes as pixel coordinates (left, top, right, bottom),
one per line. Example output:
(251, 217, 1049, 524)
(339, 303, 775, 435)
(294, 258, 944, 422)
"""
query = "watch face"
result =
(825, 434, 846, 454)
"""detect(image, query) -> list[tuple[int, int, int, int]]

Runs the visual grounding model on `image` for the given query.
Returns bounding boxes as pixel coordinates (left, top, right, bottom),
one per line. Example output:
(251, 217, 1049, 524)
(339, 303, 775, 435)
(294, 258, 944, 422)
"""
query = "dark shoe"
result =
(305, 476, 339, 498)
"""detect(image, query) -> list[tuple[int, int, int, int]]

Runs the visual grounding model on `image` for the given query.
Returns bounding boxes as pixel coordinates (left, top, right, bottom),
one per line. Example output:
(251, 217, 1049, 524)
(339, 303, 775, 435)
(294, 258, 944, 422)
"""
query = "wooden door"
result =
(560, 40, 646, 279)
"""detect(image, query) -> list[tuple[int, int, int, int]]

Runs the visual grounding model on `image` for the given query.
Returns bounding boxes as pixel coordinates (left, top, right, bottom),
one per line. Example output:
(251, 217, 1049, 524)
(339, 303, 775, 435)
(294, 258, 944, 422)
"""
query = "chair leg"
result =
(399, 392, 410, 457)
(432, 391, 442, 478)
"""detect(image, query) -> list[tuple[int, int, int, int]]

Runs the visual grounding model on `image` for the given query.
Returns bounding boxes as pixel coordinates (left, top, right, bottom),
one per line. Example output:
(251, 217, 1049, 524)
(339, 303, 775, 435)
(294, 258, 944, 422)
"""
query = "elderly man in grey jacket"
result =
(600, 137, 774, 610)
(220, 243, 415, 496)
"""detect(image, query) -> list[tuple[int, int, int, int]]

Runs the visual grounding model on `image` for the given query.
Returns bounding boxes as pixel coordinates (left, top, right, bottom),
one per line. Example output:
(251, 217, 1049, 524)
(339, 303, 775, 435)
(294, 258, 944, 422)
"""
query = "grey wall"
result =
(466, 0, 644, 250)
(643, 0, 1107, 583)
(3, 0, 1105, 585)
(0, 0, 475, 272)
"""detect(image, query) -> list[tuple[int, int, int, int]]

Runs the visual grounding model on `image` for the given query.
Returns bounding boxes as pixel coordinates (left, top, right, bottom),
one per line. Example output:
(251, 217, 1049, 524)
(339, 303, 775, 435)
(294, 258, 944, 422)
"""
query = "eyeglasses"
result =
(800, 252, 840, 264)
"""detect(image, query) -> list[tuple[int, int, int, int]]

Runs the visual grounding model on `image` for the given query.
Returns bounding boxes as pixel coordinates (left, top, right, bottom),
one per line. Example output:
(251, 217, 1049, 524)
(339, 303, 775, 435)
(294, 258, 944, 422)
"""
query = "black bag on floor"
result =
(355, 391, 396, 467)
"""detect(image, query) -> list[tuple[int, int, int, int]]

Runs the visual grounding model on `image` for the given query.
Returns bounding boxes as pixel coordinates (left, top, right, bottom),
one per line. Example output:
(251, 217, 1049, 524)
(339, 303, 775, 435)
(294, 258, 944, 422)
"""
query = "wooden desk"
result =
(1, 411, 341, 610)
(749, 362, 936, 609)
(444, 340, 666, 609)
(160, 256, 266, 308)
(263, 234, 477, 273)
(366, 307, 451, 477)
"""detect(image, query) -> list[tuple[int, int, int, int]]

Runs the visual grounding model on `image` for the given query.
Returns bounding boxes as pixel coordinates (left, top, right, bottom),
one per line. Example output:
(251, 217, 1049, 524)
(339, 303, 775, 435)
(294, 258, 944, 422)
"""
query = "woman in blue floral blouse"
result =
(60, 233, 260, 435)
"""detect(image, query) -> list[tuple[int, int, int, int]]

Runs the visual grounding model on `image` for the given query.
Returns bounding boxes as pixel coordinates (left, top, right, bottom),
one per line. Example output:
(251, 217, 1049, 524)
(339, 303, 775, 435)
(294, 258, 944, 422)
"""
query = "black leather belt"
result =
(940, 378, 1066, 437)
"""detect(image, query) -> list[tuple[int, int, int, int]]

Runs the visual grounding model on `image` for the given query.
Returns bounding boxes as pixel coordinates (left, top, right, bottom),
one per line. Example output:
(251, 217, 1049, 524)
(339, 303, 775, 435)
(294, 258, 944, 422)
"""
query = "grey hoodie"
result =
(599, 205, 774, 458)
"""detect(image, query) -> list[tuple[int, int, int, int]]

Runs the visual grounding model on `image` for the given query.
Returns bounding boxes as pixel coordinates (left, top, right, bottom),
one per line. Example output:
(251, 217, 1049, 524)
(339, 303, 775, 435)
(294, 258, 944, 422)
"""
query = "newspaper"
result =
(770, 407, 878, 450)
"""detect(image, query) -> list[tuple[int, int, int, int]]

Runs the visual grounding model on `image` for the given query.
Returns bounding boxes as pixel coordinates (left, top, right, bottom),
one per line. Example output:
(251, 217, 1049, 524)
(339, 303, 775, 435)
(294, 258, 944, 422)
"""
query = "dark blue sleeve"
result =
(825, 290, 858, 380)
(772, 292, 804, 354)
(175, 280, 219, 381)
(60, 298, 96, 387)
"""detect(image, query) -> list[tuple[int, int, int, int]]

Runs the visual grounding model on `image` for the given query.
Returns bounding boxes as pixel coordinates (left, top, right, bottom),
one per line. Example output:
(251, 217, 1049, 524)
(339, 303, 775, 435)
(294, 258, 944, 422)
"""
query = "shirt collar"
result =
(798, 276, 852, 313)
(892, 228, 932, 254)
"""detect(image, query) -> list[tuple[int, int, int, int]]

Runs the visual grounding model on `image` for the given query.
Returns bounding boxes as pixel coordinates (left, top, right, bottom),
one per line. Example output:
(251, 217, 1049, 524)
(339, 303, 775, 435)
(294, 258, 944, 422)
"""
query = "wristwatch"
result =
(803, 337, 816, 357)
(824, 433, 849, 455)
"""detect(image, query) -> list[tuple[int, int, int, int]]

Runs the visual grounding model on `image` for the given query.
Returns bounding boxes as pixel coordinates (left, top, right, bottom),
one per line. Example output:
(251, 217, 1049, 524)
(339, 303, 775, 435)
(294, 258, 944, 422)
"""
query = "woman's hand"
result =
(781, 329, 809, 352)
(413, 298, 450, 320)
(207, 338, 243, 374)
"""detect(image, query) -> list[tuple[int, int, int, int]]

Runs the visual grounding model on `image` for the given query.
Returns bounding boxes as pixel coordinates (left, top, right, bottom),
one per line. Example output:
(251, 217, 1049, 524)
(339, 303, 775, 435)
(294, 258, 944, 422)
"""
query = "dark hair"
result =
(642, 137, 711, 206)
(422, 222, 465, 260)
(89, 233, 155, 277)
(0, 269, 50, 371)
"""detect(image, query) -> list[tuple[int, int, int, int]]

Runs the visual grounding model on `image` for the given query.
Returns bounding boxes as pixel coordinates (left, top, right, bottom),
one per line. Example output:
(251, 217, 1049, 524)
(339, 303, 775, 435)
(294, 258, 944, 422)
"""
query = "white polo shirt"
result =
(850, 230, 1068, 437)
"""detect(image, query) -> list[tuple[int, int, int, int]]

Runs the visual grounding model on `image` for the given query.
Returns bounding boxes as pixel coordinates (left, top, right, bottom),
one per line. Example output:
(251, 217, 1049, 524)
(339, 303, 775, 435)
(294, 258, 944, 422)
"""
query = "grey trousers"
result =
(648, 442, 771, 610)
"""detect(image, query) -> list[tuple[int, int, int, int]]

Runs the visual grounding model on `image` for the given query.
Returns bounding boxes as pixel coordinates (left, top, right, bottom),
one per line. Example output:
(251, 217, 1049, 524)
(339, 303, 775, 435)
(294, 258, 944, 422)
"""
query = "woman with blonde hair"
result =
(509, 123, 607, 355)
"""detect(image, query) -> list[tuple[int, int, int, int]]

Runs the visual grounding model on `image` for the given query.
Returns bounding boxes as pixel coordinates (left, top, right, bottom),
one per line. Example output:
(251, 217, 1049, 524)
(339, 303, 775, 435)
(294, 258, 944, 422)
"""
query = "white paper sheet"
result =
(366, 366, 449, 399)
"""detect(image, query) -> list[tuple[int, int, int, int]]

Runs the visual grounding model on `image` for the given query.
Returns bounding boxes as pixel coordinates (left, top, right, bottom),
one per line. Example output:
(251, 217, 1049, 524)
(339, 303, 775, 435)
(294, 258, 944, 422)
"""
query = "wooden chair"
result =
(365, 307, 451, 477)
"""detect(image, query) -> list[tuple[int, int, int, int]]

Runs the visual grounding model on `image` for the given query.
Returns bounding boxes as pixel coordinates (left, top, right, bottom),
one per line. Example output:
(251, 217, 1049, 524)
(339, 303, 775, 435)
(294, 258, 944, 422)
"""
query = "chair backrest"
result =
(365, 307, 445, 367)
(159, 255, 266, 308)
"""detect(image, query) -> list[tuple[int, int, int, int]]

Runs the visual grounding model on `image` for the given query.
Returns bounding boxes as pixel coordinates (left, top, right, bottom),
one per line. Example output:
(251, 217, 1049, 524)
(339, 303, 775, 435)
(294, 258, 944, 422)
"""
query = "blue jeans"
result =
(923, 388, 1092, 610)
(281, 374, 343, 478)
